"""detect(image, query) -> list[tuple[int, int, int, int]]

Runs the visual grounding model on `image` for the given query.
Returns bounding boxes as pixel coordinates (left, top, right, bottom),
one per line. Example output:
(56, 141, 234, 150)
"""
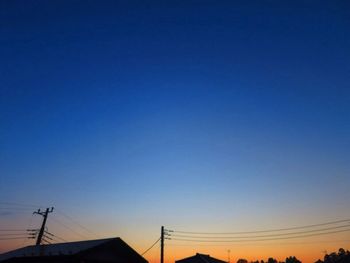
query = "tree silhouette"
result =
(267, 257, 277, 263)
(237, 259, 248, 263)
(286, 256, 301, 263)
(317, 248, 350, 263)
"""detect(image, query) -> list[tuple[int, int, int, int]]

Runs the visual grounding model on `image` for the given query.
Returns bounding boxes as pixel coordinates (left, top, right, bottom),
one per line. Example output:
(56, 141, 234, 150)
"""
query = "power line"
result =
(1, 203, 97, 239)
(0, 237, 30, 240)
(0, 229, 27, 231)
(42, 240, 51, 245)
(44, 231, 54, 236)
(44, 230, 68, 243)
(55, 209, 99, 238)
(0, 204, 79, 245)
(170, 224, 350, 239)
(0, 202, 41, 208)
(169, 218, 350, 235)
(166, 239, 350, 247)
(50, 217, 89, 239)
(50, 233, 68, 243)
(0, 207, 34, 211)
(42, 234, 52, 241)
(41, 237, 52, 245)
(142, 237, 161, 256)
(21, 213, 35, 247)
(0, 233, 28, 236)
(169, 228, 350, 243)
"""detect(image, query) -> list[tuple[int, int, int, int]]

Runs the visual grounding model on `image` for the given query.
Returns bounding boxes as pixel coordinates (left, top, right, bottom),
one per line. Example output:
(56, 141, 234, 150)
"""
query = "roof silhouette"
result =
(0, 237, 147, 263)
(176, 253, 227, 263)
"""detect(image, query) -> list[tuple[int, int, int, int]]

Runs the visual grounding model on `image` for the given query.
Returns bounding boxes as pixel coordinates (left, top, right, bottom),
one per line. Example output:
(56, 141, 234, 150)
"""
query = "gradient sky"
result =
(1, 1, 350, 263)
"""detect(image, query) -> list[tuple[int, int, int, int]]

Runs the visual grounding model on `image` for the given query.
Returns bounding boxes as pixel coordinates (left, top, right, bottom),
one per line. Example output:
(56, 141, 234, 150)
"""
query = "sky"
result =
(0, 1, 350, 263)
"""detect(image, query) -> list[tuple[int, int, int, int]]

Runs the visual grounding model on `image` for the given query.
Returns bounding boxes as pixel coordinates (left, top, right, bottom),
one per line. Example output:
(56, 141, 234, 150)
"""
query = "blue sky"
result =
(1, 1, 350, 261)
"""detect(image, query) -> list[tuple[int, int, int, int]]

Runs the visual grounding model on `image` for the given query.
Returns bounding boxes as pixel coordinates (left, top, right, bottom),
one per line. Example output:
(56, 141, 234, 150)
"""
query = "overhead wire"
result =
(0, 237, 30, 240)
(167, 239, 350, 247)
(41, 237, 52, 245)
(0, 233, 29, 236)
(170, 223, 350, 239)
(167, 218, 350, 245)
(169, 218, 350, 235)
(3, 202, 349, 247)
(0, 202, 40, 208)
(55, 209, 100, 238)
(0, 201, 44, 246)
(169, 228, 350, 243)
(44, 230, 67, 243)
(141, 237, 161, 255)
(50, 234, 68, 243)
(50, 217, 89, 239)
(0, 207, 34, 211)
(0, 202, 95, 245)
(0, 202, 96, 243)
(0, 229, 27, 231)
(21, 213, 35, 247)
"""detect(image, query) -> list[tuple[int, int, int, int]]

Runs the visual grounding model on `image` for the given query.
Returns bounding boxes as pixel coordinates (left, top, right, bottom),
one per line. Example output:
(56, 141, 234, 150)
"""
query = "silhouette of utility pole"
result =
(161, 226, 164, 263)
(33, 207, 54, 245)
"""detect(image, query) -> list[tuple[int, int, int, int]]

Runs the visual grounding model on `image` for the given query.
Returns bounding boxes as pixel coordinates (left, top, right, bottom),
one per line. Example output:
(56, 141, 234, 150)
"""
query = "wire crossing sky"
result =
(0, 1, 350, 263)
(169, 219, 350, 235)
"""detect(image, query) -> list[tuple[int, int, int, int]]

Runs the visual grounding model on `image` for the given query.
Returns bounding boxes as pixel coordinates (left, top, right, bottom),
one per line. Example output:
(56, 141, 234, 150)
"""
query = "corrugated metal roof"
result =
(0, 237, 117, 262)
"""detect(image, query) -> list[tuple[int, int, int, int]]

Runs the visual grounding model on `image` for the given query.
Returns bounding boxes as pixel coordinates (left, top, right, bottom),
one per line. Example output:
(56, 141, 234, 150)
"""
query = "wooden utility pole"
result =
(34, 207, 54, 245)
(161, 226, 164, 263)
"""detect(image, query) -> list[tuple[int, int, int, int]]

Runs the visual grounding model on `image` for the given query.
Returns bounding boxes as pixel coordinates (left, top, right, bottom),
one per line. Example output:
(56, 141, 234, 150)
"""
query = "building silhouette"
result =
(0, 237, 147, 263)
(176, 253, 227, 263)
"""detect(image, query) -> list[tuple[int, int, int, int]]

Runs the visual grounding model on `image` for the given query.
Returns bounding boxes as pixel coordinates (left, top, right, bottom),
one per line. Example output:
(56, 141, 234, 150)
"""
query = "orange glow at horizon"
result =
(136, 233, 350, 263)
(1, 224, 349, 263)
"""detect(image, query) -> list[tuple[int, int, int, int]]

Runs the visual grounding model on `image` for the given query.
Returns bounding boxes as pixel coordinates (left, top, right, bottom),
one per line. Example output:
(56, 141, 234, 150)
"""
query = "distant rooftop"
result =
(176, 253, 227, 263)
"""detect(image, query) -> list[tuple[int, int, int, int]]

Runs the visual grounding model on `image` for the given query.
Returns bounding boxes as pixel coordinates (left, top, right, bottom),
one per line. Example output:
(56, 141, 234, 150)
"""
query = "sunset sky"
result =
(0, 1, 350, 263)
